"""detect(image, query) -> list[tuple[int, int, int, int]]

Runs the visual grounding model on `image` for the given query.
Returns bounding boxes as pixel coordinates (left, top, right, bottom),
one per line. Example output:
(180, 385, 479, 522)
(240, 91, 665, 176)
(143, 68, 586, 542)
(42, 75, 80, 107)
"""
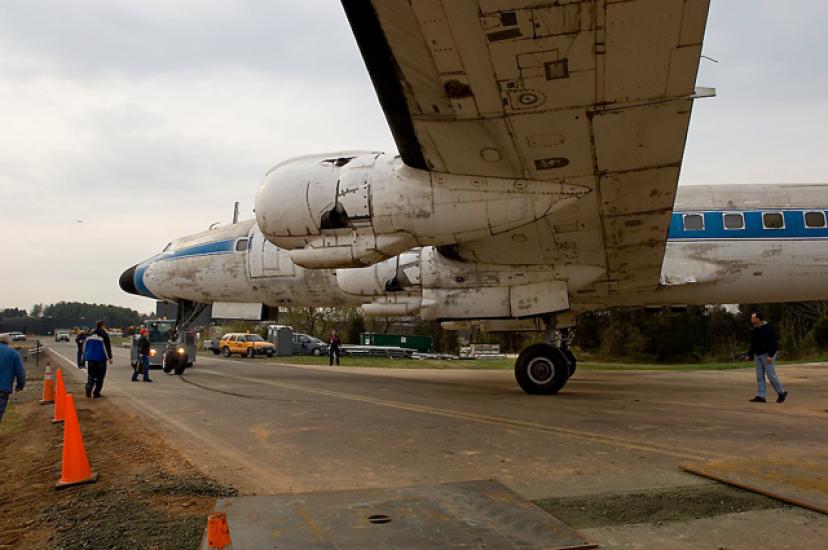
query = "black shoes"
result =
(144, 379, 153, 383)
(749, 396, 766, 403)
(92, 393, 101, 399)
(85, 386, 92, 398)
(777, 391, 788, 403)
(131, 378, 139, 382)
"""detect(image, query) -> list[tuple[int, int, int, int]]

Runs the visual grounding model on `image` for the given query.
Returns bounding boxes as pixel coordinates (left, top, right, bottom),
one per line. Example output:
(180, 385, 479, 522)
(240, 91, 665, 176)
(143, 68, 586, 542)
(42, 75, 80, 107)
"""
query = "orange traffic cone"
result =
(55, 394, 98, 489)
(40, 363, 55, 405)
(207, 512, 232, 549)
(52, 369, 67, 423)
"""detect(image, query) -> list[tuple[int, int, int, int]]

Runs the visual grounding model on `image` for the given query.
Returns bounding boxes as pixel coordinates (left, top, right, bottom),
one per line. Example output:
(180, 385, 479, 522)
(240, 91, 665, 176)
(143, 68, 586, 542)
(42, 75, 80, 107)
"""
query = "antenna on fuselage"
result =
(232, 202, 240, 224)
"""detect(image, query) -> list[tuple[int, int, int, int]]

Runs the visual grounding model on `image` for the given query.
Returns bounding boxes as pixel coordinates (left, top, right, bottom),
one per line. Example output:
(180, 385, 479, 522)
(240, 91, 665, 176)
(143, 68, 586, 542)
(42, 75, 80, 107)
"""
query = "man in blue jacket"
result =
(83, 321, 113, 398)
(0, 333, 26, 422)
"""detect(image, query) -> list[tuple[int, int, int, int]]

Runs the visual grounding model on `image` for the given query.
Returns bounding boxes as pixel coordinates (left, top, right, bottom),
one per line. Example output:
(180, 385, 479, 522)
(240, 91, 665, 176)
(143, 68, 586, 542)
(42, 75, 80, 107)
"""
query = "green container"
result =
(360, 333, 433, 353)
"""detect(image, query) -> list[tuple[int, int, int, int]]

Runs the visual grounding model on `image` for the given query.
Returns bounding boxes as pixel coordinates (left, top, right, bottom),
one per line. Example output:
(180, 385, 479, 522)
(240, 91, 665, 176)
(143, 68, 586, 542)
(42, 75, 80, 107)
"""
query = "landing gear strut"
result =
(514, 318, 576, 395)
(163, 300, 205, 375)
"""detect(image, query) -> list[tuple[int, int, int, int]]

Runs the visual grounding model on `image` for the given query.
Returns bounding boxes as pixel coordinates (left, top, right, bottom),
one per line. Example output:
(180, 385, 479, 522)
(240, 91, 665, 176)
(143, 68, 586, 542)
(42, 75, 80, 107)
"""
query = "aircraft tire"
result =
(174, 353, 188, 375)
(514, 343, 569, 395)
(562, 347, 577, 378)
(162, 350, 177, 374)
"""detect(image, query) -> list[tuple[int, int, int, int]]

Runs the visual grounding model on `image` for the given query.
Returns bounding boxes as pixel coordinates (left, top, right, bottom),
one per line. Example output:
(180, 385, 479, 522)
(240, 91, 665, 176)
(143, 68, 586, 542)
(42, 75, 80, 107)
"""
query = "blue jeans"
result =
(0, 393, 8, 423)
(132, 355, 150, 381)
(754, 354, 785, 398)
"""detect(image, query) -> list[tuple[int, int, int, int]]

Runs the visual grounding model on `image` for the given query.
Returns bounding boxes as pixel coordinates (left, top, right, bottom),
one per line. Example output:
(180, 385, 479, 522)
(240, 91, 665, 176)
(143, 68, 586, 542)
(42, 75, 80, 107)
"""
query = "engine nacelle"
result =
(336, 250, 421, 297)
(255, 152, 589, 269)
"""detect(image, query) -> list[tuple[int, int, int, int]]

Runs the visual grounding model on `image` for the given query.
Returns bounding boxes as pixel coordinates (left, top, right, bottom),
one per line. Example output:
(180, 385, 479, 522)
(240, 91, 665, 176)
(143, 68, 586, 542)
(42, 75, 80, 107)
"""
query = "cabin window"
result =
(682, 214, 704, 231)
(723, 213, 745, 230)
(762, 212, 785, 229)
(235, 238, 249, 252)
(804, 211, 826, 228)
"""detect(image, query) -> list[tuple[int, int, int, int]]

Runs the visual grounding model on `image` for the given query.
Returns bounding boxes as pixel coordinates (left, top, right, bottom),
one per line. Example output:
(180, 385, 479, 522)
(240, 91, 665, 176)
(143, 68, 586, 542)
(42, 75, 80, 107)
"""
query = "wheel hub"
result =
(526, 357, 555, 384)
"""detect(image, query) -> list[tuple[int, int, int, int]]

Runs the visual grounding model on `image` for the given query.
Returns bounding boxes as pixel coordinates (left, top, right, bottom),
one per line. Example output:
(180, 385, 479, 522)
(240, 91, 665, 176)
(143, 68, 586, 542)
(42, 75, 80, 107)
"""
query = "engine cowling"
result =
(255, 152, 590, 269)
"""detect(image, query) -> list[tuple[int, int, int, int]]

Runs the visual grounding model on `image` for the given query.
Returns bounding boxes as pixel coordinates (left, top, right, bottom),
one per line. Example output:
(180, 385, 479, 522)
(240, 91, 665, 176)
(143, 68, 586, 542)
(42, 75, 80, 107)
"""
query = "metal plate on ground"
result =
(201, 480, 596, 549)
(682, 453, 828, 514)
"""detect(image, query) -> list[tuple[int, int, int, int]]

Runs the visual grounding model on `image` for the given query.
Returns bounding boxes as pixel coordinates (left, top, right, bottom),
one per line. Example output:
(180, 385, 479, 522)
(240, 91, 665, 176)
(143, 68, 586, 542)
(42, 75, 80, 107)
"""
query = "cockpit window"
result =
(235, 238, 249, 252)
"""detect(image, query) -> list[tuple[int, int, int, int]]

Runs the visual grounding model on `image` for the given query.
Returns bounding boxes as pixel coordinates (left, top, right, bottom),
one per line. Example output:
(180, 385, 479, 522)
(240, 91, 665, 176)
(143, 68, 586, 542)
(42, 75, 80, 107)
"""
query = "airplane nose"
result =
(119, 265, 139, 295)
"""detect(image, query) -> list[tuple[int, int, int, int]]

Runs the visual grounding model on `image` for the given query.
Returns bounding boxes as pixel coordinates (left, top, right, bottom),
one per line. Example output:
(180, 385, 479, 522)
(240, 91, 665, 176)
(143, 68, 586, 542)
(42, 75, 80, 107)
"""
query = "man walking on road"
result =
(132, 328, 152, 383)
(75, 330, 87, 369)
(748, 311, 788, 403)
(0, 333, 26, 423)
(83, 321, 113, 398)
(328, 329, 341, 366)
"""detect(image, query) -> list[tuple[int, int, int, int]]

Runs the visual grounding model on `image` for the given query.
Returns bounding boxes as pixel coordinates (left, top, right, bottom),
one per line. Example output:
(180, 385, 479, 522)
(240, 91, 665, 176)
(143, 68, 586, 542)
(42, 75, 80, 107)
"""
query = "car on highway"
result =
(292, 333, 328, 356)
(55, 331, 71, 342)
(219, 333, 276, 358)
(8, 332, 26, 342)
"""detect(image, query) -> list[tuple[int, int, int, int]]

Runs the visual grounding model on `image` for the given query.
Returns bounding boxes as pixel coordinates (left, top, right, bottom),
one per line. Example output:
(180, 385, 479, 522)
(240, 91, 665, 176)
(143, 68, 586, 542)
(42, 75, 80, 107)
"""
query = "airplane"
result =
(121, 1, 828, 394)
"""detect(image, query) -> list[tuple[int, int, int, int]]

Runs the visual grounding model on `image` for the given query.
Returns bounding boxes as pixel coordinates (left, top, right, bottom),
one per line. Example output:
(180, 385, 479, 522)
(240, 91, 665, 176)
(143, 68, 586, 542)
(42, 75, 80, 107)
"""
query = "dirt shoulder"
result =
(0, 352, 235, 550)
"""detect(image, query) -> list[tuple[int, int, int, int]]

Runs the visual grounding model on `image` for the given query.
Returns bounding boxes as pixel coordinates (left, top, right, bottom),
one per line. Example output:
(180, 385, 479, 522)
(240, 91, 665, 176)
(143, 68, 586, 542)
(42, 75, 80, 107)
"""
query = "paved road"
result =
(49, 341, 828, 500)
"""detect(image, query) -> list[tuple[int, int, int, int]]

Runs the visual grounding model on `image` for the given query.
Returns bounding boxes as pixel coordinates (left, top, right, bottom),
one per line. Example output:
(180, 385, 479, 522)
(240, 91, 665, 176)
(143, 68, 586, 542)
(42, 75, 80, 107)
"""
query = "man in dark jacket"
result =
(75, 330, 87, 369)
(132, 328, 152, 383)
(747, 312, 787, 403)
(0, 333, 26, 423)
(328, 329, 341, 366)
(83, 321, 113, 398)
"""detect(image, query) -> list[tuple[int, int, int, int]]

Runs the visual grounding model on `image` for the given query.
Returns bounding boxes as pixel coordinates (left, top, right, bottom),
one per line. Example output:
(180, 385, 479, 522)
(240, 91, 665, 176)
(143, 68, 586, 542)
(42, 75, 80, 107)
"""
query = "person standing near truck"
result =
(83, 321, 113, 398)
(75, 330, 87, 369)
(131, 328, 152, 383)
(328, 329, 341, 366)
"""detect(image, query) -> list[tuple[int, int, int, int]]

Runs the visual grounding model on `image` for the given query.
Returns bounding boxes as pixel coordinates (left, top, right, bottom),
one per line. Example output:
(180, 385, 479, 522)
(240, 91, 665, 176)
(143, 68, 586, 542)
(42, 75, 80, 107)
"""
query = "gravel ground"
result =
(0, 355, 235, 550)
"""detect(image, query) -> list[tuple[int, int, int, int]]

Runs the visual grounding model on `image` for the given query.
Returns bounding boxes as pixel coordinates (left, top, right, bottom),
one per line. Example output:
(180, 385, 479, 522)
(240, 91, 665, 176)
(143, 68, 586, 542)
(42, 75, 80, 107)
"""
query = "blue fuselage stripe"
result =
(133, 239, 240, 298)
(668, 209, 828, 240)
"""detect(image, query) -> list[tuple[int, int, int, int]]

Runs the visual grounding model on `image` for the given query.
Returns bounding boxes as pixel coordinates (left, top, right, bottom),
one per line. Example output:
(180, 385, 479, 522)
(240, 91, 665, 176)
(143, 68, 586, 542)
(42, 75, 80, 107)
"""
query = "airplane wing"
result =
(342, 0, 711, 291)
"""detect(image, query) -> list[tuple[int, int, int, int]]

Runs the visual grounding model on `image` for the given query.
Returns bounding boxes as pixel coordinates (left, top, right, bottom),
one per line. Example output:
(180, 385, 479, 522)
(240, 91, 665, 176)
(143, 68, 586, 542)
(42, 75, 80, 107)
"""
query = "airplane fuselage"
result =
(121, 183, 828, 319)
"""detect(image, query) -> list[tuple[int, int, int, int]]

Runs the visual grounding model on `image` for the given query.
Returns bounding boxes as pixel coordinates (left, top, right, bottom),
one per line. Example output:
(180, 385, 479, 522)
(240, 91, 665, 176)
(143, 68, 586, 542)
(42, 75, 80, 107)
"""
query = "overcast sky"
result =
(1, 1, 826, 314)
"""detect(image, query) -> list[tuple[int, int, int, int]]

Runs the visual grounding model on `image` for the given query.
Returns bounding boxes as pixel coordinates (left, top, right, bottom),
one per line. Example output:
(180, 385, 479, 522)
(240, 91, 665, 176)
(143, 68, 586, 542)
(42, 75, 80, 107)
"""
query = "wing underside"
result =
(343, 0, 711, 291)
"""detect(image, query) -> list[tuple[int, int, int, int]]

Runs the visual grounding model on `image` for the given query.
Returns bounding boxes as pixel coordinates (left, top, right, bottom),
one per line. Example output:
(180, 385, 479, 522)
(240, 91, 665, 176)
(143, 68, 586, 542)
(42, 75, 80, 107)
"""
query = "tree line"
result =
(0, 301, 144, 333)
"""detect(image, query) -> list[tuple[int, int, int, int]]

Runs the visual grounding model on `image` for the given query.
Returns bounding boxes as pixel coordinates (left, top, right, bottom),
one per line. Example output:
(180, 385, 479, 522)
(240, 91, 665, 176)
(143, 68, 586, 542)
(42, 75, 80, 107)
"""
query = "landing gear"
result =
(514, 344, 570, 394)
(514, 317, 577, 394)
(162, 350, 177, 374)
